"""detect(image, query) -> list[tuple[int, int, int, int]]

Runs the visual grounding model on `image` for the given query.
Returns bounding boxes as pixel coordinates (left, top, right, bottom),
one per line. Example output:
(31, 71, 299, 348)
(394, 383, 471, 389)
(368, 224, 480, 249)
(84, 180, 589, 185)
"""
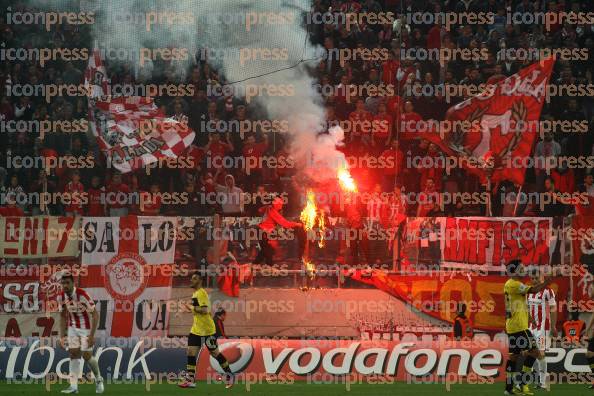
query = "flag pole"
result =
(486, 176, 492, 216)
(513, 184, 523, 216)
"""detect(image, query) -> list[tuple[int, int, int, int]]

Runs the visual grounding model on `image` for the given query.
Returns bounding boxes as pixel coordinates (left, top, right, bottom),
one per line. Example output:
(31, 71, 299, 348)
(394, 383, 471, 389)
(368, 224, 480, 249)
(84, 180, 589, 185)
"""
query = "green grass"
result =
(0, 382, 591, 396)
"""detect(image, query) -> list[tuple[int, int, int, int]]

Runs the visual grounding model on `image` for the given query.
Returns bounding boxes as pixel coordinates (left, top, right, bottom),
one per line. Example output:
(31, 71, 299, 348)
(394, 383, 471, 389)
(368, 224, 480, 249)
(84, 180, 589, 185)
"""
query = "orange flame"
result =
(300, 190, 317, 231)
(300, 189, 327, 248)
(303, 258, 316, 279)
(338, 166, 357, 192)
(317, 212, 325, 248)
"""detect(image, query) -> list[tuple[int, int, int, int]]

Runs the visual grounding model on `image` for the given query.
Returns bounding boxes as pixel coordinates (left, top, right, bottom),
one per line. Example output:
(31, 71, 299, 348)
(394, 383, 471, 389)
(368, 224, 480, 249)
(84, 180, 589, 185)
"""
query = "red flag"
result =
(424, 58, 554, 185)
(572, 215, 594, 304)
(84, 48, 195, 173)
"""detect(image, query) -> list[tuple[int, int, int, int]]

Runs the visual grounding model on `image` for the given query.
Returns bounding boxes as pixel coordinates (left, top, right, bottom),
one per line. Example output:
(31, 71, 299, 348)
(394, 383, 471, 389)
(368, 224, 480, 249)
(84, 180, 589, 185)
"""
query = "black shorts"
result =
(588, 337, 594, 352)
(507, 329, 537, 355)
(188, 333, 218, 351)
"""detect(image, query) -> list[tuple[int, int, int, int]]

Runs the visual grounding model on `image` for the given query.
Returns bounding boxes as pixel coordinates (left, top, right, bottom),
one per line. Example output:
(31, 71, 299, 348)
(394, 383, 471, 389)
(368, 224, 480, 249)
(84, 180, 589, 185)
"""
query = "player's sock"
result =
(522, 356, 536, 385)
(86, 356, 101, 380)
(215, 353, 232, 374)
(537, 358, 547, 387)
(186, 355, 197, 381)
(504, 359, 515, 392)
(69, 358, 81, 389)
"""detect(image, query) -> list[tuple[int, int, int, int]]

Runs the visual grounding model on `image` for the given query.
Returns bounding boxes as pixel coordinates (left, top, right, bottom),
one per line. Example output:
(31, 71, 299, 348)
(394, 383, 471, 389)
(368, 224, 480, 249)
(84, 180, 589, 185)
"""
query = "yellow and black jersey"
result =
(190, 288, 216, 336)
(504, 278, 531, 334)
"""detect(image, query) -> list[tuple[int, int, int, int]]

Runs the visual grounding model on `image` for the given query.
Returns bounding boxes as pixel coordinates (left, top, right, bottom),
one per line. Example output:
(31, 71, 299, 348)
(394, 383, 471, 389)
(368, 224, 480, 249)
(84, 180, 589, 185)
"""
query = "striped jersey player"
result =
(57, 273, 104, 394)
(527, 269, 558, 390)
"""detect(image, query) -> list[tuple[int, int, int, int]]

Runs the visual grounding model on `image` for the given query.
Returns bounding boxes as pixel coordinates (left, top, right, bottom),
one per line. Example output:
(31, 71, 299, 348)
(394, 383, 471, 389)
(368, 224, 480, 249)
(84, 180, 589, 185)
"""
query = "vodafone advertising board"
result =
(198, 339, 506, 381)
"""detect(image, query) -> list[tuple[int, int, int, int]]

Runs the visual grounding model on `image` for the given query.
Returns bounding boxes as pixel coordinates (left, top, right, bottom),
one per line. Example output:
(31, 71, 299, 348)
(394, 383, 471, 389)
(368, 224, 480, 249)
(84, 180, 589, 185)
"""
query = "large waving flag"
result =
(424, 58, 554, 185)
(84, 49, 195, 173)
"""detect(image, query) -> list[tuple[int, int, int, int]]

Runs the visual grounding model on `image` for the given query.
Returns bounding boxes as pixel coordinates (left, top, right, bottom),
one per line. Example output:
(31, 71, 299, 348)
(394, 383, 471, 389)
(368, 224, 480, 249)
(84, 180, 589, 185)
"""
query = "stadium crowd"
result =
(0, 0, 593, 220)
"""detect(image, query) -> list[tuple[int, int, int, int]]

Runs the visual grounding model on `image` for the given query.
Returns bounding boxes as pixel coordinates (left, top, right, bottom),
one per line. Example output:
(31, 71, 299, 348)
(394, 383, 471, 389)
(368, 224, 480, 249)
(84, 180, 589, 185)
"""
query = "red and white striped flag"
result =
(85, 48, 195, 173)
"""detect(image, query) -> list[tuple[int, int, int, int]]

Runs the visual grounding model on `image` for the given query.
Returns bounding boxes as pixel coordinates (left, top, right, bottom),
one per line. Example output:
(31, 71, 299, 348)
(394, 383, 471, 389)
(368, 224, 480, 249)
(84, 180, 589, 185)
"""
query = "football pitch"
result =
(0, 382, 590, 396)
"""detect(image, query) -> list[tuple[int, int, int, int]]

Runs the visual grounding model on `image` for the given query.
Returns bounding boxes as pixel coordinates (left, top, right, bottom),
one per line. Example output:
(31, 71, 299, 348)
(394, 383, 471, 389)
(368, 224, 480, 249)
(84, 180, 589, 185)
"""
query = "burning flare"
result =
(317, 212, 325, 248)
(338, 166, 357, 192)
(300, 190, 326, 249)
(300, 190, 317, 231)
(302, 258, 316, 279)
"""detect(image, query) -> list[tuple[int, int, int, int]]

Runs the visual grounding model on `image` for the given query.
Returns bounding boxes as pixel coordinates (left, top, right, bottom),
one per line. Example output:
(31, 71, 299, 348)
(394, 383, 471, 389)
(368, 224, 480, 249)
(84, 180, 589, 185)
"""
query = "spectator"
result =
(534, 132, 562, 191)
(417, 178, 441, 217)
(204, 133, 233, 176)
(372, 102, 393, 152)
(398, 101, 422, 142)
(105, 173, 130, 217)
(538, 177, 569, 217)
(86, 176, 105, 217)
(63, 170, 85, 217)
(140, 183, 162, 215)
(452, 303, 473, 340)
(216, 174, 244, 216)
(348, 98, 373, 146)
(378, 140, 404, 192)
(242, 134, 268, 192)
(214, 308, 227, 338)
(562, 311, 584, 343)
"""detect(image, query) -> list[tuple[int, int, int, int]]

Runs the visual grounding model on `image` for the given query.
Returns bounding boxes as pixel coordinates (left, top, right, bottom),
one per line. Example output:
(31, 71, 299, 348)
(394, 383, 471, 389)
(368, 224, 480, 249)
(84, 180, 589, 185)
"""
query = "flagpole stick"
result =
(513, 184, 523, 216)
(486, 176, 492, 216)
(302, 233, 310, 288)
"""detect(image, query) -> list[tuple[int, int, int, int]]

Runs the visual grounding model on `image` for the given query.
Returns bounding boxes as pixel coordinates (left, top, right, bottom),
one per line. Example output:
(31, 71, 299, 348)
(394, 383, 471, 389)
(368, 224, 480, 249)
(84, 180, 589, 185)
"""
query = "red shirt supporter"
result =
(349, 100, 374, 139)
(333, 76, 353, 105)
(105, 174, 130, 210)
(63, 172, 85, 215)
(258, 198, 300, 233)
(426, 25, 441, 50)
(140, 184, 162, 215)
(373, 104, 393, 143)
(379, 141, 404, 177)
(399, 101, 423, 140)
(382, 57, 399, 86)
(186, 145, 205, 169)
(242, 135, 268, 172)
(205, 133, 233, 170)
(386, 95, 402, 117)
(87, 187, 105, 216)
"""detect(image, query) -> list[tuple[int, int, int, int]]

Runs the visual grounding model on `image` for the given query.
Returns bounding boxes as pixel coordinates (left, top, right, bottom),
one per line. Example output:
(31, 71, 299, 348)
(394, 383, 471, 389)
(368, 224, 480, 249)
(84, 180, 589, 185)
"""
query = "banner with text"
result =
(403, 217, 554, 270)
(348, 269, 569, 332)
(0, 217, 79, 258)
(80, 216, 177, 337)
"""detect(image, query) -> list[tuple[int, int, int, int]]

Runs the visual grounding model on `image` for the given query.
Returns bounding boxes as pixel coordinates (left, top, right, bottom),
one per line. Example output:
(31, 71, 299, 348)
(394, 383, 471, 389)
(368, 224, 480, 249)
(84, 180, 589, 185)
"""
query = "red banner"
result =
(571, 215, 594, 304)
(348, 270, 569, 332)
(404, 217, 553, 270)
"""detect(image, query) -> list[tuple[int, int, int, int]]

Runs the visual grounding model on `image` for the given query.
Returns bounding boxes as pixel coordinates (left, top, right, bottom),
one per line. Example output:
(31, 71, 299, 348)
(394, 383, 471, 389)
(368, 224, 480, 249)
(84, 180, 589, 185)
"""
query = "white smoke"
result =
(25, 0, 348, 181)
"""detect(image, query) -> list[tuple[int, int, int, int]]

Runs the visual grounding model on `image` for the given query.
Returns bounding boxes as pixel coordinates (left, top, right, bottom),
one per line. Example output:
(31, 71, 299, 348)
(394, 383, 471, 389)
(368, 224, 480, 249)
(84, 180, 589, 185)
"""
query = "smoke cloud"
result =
(22, 0, 348, 181)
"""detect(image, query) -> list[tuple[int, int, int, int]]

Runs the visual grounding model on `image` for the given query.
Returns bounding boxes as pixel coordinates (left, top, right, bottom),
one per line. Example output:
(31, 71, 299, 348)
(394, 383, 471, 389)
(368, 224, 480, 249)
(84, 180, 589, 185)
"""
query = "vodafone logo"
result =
(208, 342, 503, 378)
(210, 342, 254, 374)
(103, 252, 147, 300)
